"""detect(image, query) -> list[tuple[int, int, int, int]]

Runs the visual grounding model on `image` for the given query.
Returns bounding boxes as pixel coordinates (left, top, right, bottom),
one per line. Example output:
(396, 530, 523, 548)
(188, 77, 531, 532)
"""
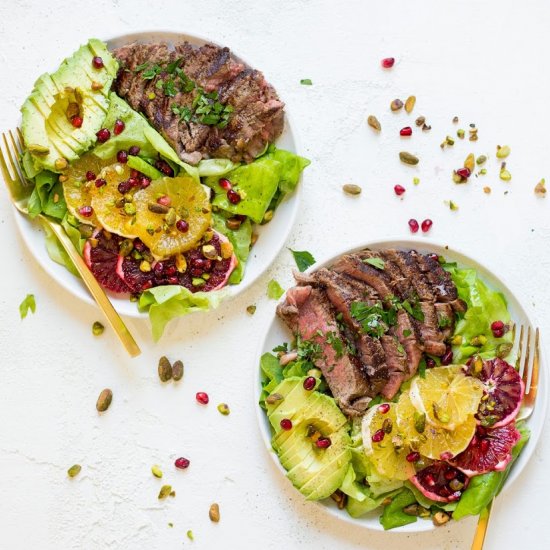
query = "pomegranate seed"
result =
(218, 178, 232, 190)
(113, 119, 125, 135)
(406, 451, 420, 462)
(92, 56, 104, 69)
(394, 184, 406, 196)
(71, 115, 83, 128)
(176, 219, 189, 233)
(175, 457, 190, 469)
(441, 346, 453, 365)
(117, 150, 128, 163)
(480, 439, 490, 453)
(155, 159, 174, 176)
(456, 167, 471, 179)
(425, 474, 436, 486)
(128, 178, 140, 188)
(202, 259, 212, 271)
(157, 195, 171, 206)
(421, 218, 433, 233)
(196, 392, 209, 405)
(381, 57, 395, 68)
(227, 189, 241, 204)
(371, 429, 385, 443)
(440, 452, 453, 461)
(167, 276, 179, 285)
(315, 437, 332, 449)
(426, 357, 436, 368)
(280, 418, 292, 431)
(130, 169, 139, 178)
(493, 328, 504, 338)
(154, 262, 164, 276)
(85, 171, 96, 181)
(192, 258, 205, 269)
(491, 320, 504, 331)
(140, 176, 151, 188)
(428, 253, 439, 261)
(303, 376, 316, 391)
(400, 126, 412, 137)
(78, 206, 93, 217)
(96, 128, 110, 143)
(133, 240, 145, 252)
(95, 178, 106, 188)
(408, 218, 419, 233)
(128, 145, 140, 156)
(165, 265, 177, 276)
(190, 268, 203, 277)
(378, 403, 390, 414)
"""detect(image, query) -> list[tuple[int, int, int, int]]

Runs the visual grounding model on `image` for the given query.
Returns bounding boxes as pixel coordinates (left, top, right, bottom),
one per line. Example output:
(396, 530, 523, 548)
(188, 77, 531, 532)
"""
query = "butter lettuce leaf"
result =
(138, 285, 226, 341)
(28, 170, 60, 218)
(263, 145, 310, 196)
(43, 214, 86, 277)
(379, 488, 418, 530)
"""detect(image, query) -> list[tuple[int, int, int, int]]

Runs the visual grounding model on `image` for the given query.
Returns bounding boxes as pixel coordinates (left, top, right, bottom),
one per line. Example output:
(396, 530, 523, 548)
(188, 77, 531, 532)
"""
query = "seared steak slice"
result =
(379, 336, 409, 398)
(276, 285, 371, 416)
(435, 302, 455, 339)
(411, 252, 457, 302)
(392, 309, 423, 377)
(113, 41, 285, 164)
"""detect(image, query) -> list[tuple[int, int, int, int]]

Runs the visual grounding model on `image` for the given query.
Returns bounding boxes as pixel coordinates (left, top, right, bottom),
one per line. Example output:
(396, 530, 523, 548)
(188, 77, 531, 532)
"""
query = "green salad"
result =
(19, 39, 309, 339)
(260, 258, 529, 529)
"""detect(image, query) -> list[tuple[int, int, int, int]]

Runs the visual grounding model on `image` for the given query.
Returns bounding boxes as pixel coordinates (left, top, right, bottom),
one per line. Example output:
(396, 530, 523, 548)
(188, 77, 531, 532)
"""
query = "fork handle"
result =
(471, 499, 493, 550)
(44, 218, 141, 357)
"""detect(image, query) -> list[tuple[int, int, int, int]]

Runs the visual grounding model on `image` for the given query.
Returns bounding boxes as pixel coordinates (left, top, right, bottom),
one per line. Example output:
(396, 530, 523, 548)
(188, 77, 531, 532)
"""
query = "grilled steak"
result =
(276, 249, 466, 416)
(113, 42, 285, 164)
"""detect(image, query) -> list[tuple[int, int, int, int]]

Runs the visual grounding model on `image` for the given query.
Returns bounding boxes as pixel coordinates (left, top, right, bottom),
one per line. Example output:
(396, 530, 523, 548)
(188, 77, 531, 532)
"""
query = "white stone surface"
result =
(1, 0, 549, 548)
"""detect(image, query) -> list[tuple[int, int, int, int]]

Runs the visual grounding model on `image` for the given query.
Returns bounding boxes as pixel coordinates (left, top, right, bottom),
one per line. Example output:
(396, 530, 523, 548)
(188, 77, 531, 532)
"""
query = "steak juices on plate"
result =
(260, 247, 528, 529)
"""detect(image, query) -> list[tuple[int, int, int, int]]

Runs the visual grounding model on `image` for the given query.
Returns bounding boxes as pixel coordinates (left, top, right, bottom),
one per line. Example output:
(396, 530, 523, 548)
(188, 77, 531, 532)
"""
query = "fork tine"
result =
(526, 328, 540, 395)
(8, 130, 25, 182)
(2, 132, 21, 183)
(0, 133, 16, 182)
(17, 127, 25, 149)
(516, 324, 525, 372)
(10, 129, 23, 156)
(522, 326, 532, 384)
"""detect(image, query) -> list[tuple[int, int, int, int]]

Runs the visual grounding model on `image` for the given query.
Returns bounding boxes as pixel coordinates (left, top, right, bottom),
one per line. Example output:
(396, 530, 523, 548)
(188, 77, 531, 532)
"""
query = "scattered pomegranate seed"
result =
(440, 451, 453, 461)
(408, 218, 419, 233)
(372, 429, 386, 443)
(196, 392, 209, 405)
(315, 437, 332, 449)
(175, 457, 190, 469)
(113, 119, 125, 135)
(153, 262, 164, 276)
(421, 219, 433, 233)
(425, 357, 436, 368)
(400, 126, 412, 137)
(85, 171, 96, 181)
(128, 178, 140, 188)
(428, 253, 439, 261)
(117, 150, 128, 163)
(490, 320, 505, 339)
(176, 219, 189, 233)
(406, 451, 420, 462)
(134, 240, 145, 252)
(227, 189, 241, 204)
(456, 167, 471, 179)
(378, 403, 390, 414)
(441, 346, 453, 365)
(155, 159, 174, 176)
(480, 439, 490, 453)
(218, 178, 232, 190)
(167, 276, 179, 284)
(78, 206, 93, 217)
(92, 56, 104, 69)
(157, 195, 171, 206)
(117, 181, 131, 194)
(381, 57, 395, 68)
(425, 473, 436, 486)
(95, 178, 106, 188)
(190, 268, 203, 277)
(130, 169, 139, 178)
(165, 265, 177, 277)
(140, 176, 151, 188)
(71, 115, 83, 128)
(96, 128, 110, 143)
(280, 418, 293, 431)
(128, 145, 140, 156)
(493, 328, 504, 338)
(303, 376, 316, 391)
(394, 184, 406, 196)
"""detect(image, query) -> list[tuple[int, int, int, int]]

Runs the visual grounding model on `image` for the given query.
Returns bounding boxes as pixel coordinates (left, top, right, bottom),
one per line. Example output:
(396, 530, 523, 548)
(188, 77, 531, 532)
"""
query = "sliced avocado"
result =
(268, 378, 319, 432)
(265, 377, 302, 415)
(278, 424, 315, 470)
(301, 450, 351, 501)
(21, 39, 117, 173)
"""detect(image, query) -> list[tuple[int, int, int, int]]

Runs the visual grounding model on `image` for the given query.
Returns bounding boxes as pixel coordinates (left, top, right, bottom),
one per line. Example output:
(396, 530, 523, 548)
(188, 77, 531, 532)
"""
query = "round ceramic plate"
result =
(254, 238, 548, 533)
(13, 31, 302, 318)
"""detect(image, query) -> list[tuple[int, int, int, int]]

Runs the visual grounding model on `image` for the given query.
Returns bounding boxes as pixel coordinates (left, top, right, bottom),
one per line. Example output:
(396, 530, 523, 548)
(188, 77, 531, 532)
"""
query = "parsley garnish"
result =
(363, 257, 385, 270)
(289, 249, 316, 272)
(350, 301, 397, 338)
(418, 357, 427, 378)
(171, 89, 233, 128)
(300, 79, 313, 85)
(403, 329, 412, 337)
(401, 297, 425, 322)
(272, 343, 288, 353)
(326, 331, 344, 359)
(142, 63, 163, 80)
(438, 316, 451, 328)
(296, 337, 322, 361)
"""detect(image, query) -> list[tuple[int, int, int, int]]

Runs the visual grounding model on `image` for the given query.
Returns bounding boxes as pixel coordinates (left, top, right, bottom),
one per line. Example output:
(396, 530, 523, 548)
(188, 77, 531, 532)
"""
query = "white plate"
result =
(254, 237, 548, 533)
(13, 31, 303, 318)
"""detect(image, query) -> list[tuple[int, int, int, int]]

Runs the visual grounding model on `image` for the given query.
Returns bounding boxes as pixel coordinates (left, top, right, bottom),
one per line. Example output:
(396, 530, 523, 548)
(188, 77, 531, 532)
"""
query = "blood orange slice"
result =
(409, 461, 469, 503)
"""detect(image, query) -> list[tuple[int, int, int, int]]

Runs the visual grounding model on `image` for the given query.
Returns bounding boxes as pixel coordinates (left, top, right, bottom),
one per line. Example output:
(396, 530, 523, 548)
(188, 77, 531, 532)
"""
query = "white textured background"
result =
(1, 1, 550, 548)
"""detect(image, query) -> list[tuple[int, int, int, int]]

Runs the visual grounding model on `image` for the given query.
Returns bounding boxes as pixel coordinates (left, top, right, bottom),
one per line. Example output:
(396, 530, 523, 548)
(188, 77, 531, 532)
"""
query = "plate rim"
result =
(12, 29, 304, 318)
(253, 236, 548, 533)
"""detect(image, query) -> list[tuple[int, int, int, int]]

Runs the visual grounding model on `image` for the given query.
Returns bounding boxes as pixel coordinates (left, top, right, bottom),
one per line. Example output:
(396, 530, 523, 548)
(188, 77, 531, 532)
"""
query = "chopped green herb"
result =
(289, 249, 316, 272)
(363, 257, 385, 270)
(326, 331, 344, 359)
(267, 279, 285, 300)
(142, 63, 163, 80)
(296, 336, 322, 361)
(401, 297, 425, 322)
(166, 57, 182, 74)
(272, 343, 288, 353)
(19, 294, 36, 319)
(438, 316, 452, 328)
(350, 301, 396, 338)
(418, 357, 427, 378)
(403, 329, 412, 338)
(300, 79, 313, 85)
(163, 79, 177, 97)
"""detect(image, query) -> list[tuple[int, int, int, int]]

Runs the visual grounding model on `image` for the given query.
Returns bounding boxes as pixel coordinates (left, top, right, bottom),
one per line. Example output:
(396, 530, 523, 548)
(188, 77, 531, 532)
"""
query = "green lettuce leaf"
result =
(444, 264, 513, 361)
(126, 155, 163, 180)
(453, 421, 530, 520)
(197, 158, 237, 177)
(263, 145, 310, 196)
(42, 181, 67, 220)
(267, 279, 285, 300)
(212, 213, 252, 284)
(379, 488, 418, 530)
(28, 170, 59, 218)
(138, 285, 226, 341)
(43, 214, 86, 277)
(404, 481, 457, 512)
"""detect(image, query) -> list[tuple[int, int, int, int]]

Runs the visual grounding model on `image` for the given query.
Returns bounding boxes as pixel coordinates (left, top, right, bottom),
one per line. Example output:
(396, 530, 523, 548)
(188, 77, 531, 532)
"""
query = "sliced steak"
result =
(112, 41, 285, 164)
(392, 309, 424, 377)
(435, 302, 455, 339)
(276, 285, 371, 416)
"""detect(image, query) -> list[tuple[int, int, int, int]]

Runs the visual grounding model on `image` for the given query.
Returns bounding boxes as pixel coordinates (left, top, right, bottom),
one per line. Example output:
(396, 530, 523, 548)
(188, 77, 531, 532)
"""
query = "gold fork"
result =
(0, 129, 141, 357)
(471, 325, 540, 550)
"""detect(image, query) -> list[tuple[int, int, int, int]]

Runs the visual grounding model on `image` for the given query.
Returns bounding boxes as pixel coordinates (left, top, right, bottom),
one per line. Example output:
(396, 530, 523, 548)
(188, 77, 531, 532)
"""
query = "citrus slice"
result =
(133, 176, 211, 258)
(361, 403, 415, 480)
(409, 365, 484, 431)
(62, 153, 113, 224)
(91, 162, 138, 238)
(396, 392, 476, 460)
